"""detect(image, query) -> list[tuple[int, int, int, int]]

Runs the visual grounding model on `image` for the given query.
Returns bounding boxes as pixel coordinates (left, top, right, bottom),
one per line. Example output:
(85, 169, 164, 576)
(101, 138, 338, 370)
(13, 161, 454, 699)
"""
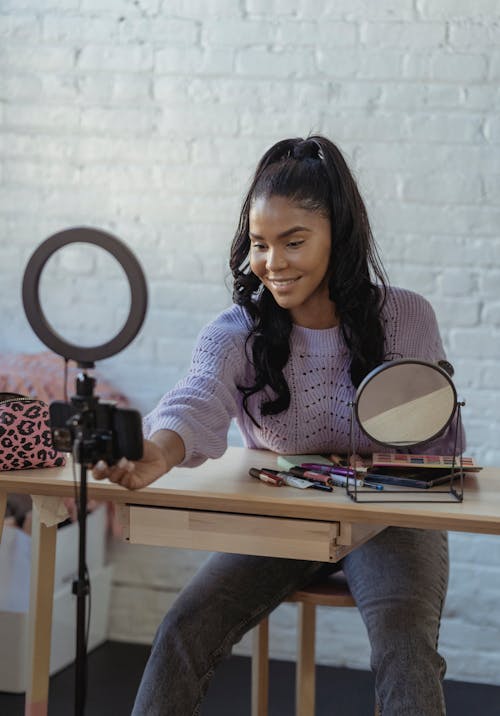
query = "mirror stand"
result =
(346, 401, 466, 504)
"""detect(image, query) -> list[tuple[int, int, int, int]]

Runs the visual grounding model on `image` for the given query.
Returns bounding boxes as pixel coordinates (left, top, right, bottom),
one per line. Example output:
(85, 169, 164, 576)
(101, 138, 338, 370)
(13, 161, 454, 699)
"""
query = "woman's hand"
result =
(92, 439, 169, 491)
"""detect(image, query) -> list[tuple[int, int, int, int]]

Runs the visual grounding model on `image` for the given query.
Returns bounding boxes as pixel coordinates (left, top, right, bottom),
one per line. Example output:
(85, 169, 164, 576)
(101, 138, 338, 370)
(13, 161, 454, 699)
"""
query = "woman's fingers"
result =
(92, 458, 135, 485)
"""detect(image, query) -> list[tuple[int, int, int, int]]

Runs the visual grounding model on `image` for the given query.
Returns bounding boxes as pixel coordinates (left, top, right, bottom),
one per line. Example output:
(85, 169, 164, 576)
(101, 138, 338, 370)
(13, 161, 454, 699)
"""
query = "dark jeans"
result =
(132, 527, 449, 716)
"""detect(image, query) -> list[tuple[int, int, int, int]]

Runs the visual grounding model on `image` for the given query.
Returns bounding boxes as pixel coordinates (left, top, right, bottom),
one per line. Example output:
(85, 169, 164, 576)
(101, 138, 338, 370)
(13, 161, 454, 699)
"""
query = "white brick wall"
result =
(1, 0, 499, 685)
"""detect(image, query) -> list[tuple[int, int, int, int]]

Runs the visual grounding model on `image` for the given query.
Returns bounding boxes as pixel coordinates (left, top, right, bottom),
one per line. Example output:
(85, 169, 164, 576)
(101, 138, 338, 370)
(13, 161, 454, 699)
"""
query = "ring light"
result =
(22, 227, 148, 365)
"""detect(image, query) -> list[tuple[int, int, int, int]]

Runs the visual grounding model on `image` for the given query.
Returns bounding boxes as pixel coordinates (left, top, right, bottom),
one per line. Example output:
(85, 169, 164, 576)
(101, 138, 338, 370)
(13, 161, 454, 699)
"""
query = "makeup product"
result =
(300, 463, 356, 477)
(290, 466, 381, 491)
(371, 452, 481, 471)
(288, 467, 333, 485)
(249, 468, 284, 486)
(277, 454, 334, 472)
(364, 467, 462, 489)
(283, 475, 333, 492)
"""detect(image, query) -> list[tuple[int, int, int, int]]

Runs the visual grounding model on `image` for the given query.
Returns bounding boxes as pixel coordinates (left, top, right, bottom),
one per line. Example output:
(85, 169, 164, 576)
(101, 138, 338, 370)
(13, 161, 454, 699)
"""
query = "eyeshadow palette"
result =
(371, 452, 481, 471)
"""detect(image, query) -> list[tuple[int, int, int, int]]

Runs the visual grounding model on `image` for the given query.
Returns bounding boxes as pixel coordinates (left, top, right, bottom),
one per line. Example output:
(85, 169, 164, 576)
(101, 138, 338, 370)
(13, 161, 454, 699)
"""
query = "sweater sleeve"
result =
(142, 317, 245, 467)
(384, 288, 466, 455)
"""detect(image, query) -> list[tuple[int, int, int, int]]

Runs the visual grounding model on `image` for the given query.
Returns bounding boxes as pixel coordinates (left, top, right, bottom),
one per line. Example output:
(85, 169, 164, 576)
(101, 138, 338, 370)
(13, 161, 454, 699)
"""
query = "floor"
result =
(1, 641, 500, 715)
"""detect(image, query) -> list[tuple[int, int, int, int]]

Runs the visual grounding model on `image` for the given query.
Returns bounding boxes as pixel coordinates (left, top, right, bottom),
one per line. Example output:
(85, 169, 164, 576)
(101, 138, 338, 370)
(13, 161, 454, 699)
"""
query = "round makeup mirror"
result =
(355, 359, 457, 448)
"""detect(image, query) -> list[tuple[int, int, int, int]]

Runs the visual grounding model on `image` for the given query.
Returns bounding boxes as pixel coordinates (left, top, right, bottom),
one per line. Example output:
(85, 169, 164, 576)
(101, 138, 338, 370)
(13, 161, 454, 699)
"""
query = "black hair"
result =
(230, 135, 388, 424)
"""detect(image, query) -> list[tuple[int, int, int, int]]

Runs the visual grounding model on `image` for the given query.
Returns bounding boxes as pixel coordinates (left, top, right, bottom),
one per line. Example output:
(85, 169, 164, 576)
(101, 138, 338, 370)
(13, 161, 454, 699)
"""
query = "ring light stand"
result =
(22, 227, 148, 716)
(347, 359, 466, 503)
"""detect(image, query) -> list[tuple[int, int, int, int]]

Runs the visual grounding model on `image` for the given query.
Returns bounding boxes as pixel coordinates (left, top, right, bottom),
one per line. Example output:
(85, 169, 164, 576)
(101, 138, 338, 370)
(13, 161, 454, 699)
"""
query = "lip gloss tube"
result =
(301, 463, 356, 477)
(289, 467, 333, 485)
(249, 468, 284, 486)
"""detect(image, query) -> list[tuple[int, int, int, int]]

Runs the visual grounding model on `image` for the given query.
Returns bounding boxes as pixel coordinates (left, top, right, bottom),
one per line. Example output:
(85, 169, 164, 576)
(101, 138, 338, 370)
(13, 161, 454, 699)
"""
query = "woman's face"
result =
(249, 195, 337, 329)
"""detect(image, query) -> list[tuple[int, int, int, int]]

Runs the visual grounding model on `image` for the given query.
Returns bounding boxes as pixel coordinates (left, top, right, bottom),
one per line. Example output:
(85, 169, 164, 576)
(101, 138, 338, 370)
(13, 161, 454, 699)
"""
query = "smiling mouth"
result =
(267, 278, 299, 287)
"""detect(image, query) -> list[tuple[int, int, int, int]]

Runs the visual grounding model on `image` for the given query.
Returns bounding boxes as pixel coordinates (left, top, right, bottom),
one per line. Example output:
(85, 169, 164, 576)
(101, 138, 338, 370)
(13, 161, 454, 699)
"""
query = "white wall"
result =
(1, 0, 499, 685)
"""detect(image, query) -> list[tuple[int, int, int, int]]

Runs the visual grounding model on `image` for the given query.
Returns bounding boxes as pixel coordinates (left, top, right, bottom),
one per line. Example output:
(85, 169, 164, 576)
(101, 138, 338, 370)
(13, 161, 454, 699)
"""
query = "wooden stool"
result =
(251, 573, 380, 716)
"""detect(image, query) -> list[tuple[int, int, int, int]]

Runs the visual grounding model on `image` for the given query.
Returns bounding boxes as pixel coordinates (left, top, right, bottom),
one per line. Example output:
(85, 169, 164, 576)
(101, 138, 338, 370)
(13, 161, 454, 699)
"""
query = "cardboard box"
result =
(0, 507, 112, 693)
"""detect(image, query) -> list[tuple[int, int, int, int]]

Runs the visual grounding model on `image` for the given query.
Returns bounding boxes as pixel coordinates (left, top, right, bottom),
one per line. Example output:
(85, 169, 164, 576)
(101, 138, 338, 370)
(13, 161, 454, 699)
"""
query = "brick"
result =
(41, 74, 79, 102)
(321, 0, 414, 20)
(79, 164, 155, 189)
(4, 104, 80, 130)
(191, 137, 265, 167)
(273, 20, 358, 47)
(407, 113, 484, 143)
(425, 84, 463, 108)
(81, 0, 160, 12)
(450, 329, 500, 359)
(416, 0, 500, 19)
(153, 76, 191, 103)
(156, 46, 234, 75)
(0, 13, 40, 40)
(0, 44, 74, 71)
(78, 74, 152, 104)
(403, 51, 489, 82)
(450, 19, 500, 48)
(245, 0, 302, 15)
(315, 48, 359, 77)
(479, 271, 500, 298)
(485, 116, 500, 142)
(156, 106, 238, 137)
(42, 15, 120, 44)
(356, 169, 401, 200)
(0, 0, 77, 8)
(358, 51, 404, 79)
(0, 187, 42, 214)
(162, 0, 241, 16)
(120, 16, 198, 44)
(484, 175, 500, 203)
(433, 53, 489, 83)
(385, 264, 438, 294)
(462, 85, 500, 111)
(77, 45, 153, 72)
(240, 109, 319, 138)
(81, 107, 154, 134)
(432, 298, 481, 327)
(76, 136, 189, 164)
(323, 110, 409, 142)
(153, 164, 238, 195)
(203, 19, 275, 46)
(0, 73, 43, 100)
(403, 173, 482, 203)
(380, 82, 428, 109)
(490, 51, 500, 79)
(236, 47, 316, 78)
(5, 160, 78, 186)
(356, 142, 499, 174)
(362, 21, 445, 48)
(0, 132, 77, 160)
(480, 362, 500, 389)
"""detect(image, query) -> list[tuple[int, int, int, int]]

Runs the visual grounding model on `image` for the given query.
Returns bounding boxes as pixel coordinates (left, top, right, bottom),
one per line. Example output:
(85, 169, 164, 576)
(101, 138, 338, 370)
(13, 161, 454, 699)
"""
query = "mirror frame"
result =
(354, 358, 458, 449)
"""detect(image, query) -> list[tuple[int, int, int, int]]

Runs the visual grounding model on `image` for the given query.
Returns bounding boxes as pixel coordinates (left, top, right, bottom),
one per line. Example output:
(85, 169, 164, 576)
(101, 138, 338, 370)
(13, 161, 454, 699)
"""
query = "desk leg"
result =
(25, 506, 57, 716)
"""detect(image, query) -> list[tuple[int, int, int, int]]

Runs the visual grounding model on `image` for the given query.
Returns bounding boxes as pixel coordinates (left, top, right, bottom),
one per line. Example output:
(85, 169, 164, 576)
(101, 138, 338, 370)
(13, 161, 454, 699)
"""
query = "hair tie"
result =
(292, 140, 321, 161)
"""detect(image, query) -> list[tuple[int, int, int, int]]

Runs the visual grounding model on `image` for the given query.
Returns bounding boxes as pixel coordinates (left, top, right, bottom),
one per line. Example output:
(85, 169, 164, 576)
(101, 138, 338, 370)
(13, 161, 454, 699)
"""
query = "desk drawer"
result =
(126, 507, 341, 562)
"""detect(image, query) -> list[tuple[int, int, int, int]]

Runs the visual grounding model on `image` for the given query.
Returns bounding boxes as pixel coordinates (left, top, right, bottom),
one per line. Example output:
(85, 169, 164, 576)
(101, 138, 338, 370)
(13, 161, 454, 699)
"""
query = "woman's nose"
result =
(266, 248, 287, 271)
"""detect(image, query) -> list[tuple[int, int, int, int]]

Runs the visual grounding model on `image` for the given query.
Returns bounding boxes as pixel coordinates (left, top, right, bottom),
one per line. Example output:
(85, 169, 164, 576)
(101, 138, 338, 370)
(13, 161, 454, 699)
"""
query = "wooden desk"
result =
(1, 447, 499, 716)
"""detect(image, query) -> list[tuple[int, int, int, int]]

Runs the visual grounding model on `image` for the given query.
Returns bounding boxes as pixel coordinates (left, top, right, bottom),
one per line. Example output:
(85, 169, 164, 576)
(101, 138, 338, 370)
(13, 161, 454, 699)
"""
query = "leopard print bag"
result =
(0, 393, 65, 471)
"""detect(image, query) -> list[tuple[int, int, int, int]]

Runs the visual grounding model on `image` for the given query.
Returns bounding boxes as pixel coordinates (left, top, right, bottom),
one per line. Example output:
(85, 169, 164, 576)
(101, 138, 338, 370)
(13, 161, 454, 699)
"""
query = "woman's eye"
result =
(251, 243, 266, 251)
(288, 240, 304, 248)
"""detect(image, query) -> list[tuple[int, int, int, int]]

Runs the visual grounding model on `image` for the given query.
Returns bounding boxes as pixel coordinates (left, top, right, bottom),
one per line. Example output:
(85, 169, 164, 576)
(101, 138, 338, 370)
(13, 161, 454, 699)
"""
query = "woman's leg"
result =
(131, 552, 323, 716)
(343, 527, 449, 716)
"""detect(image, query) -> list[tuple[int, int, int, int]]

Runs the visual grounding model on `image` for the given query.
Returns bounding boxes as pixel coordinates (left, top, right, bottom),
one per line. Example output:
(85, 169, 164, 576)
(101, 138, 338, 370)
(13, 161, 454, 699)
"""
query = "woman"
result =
(94, 136, 457, 715)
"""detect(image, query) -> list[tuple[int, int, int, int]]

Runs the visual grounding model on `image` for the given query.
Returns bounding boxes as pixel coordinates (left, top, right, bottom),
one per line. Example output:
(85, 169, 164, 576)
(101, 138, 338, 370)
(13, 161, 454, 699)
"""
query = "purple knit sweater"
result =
(144, 286, 462, 467)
